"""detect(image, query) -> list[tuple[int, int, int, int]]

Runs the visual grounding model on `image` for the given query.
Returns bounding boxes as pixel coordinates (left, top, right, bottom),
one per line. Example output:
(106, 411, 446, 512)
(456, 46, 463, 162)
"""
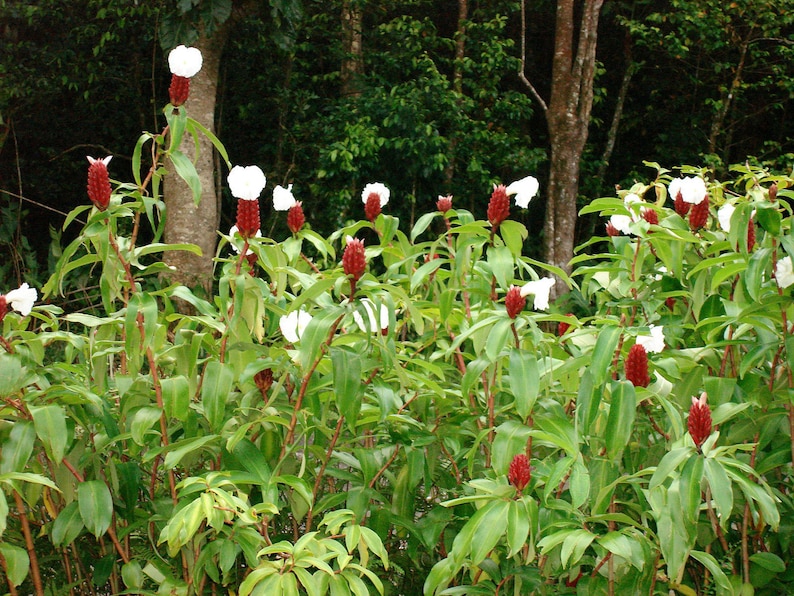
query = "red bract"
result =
(508, 454, 531, 491)
(437, 195, 453, 213)
(364, 193, 382, 222)
(625, 343, 650, 388)
(665, 297, 676, 310)
(689, 197, 709, 230)
(487, 185, 510, 228)
(674, 193, 690, 217)
(0, 296, 7, 323)
(558, 314, 573, 336)
(235, 198, 260, 239)
(605, 221, 620, 236)
(505, 286, 526, 319)
(688, 393, 712, 449)
(747, 220, 756, 251)
(643, 209, 659, 225)
(87, 156, 112, 211)
(169, 74, 191, 107)
(343, 238, 366, 282)
(287, 202, 305, 234)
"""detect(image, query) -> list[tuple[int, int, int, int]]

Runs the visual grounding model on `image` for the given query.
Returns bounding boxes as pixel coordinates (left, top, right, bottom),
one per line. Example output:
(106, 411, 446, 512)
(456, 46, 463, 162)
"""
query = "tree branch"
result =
(518, 0, 548, 113)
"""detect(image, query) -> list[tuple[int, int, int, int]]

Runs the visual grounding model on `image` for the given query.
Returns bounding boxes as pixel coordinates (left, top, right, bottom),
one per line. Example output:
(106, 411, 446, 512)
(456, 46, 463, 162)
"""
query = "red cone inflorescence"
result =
(643, 209, 659, 225)
(605, 221, 620, 236)
(0, 296, 7, 323)
(487, 185, 510, 229)
(505, 286, 526, 319)
(343, 238, 366, 282)
(364, 193, 382, 222)
(508, 454, 531, 492)
(769, 183, 778, 202)
(254, 368, 274, 397)
(558, 314, 573, 337)
(689, 196, 709, 230)
(437, 195, 453, 213)
(625, 343, 650, 388)
(666, 297, 676, 310)
(674, 192, 691, 217)
(747, 220, 756, 252)
(235, 198, 261, 239)
(287, 202, 305, 234)
(688, 393, 712, 449)
(169, 74, 191, 107)
(87, 156, 112, 211)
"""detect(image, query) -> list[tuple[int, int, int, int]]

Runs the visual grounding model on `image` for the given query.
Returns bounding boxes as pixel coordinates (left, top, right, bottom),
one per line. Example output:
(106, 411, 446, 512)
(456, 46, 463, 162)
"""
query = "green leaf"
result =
(649, 448, 694, 490)
(169, 149, 202, 205)
(450, 500, 509, 565)
(560, 529, 596, 568)
(590, 326, 621, 386)
(569, 455, 590, 508)
(410, 211, 438, 241)
(52, 501, 84, 547)
(161, 435, 220, 469)
(232, 439, 273, 487)
(30, 405, 69, 464)
(0, 353, 24, 398)
(78, 481, 113, 537)
(506, 499, 530, 557)
(704, 458, 733, 527)
(755, 204, 781, 236)
(604, 381, 636, 461)
(201, 361, 235, 433)
(690, 550, 734, 595)
(0, 543, 29, 587)
(161, 376, 190, 421)
(509, 349, 539, 419)
(331, 347, 363, 427)
(492, 421, 532, 475)
(485, 317, 513, 361)
(749, 552, 785, 573)
(487, 245, 513, 291)
(0, 422, 36, 474)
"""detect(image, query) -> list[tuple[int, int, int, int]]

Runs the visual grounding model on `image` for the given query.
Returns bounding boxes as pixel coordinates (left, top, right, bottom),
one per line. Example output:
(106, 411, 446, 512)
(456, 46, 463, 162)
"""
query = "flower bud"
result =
(625, 343, 650, 388)
(769, 183, 778, 202)
(343, 237, 366, 282)
(87, 156, 112, 211)
(747, 220, 756, 252)
(674, 192, 691, 217)
(169, 75, 191, 107)
(688, 196, 709, 230)
(364, 193, 381, 222)
(505, 286, 526, 319)
(508, 454, 531, 492)
(487, 184, 510, 228)
(287, 202, 305, 234)
(235, 198, 261, 239)
(437, 195, 453, 213)
(254, 368, 274, 397)
(688, 393, 712, 449)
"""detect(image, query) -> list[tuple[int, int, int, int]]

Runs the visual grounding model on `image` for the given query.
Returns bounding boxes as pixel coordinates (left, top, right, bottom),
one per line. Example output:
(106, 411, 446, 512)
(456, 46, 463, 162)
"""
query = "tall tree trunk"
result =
(163, 24, 228, 296)
(519, 0, 604, 295)
(340, 0, 363, 97)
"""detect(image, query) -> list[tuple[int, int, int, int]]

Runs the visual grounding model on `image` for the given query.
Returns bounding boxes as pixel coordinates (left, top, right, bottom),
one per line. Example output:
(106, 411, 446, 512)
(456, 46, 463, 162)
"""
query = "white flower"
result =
(636, 325, 665, 353)
(519, 277, 556, 311)
(4, 283, 37, 316)
(168, 45, 203, 78)
(717, 203, 735, 232)
(228, 165, 267, 201)
(353, 298, 389, 333)
(776, 256, 794, 289)
(228, 226, 261, 254)
(361, 182, 390, 206)
(506, 175, 539, 208)
(669, 176, 707, 205)
(609, 214, 632, 235)
(273, 184, 297, 211)
(279, 310, 313, 343)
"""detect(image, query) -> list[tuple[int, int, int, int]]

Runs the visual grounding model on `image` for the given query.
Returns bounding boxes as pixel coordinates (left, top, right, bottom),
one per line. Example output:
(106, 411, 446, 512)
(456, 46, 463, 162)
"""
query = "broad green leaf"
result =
(0, 543, 29, 587)
(590, 326, 621, 386)
(232, 438, 273, 487)
(331, 347, 363, 427)
(201, 361, 235, 433)
(52, 501, 84, 547)
(690, 550, 734, 595)
(0, 422, 36, 474)
(509, 349, 539, 419)
(569, 455, 590, 508)
(30, 405, 69, 464)
(78, 480, 113, 537)
(560, 529, 596, 568)
(506, 499, 530, 557)
(450, 500, 509, 565)
(161, 376, 190, 421)
(161, 435, 220, 469)
(0, 353, 24, 398)
(704, 458, 733, 527)
(749, 552, 785, 573)
(649, 448, 694, 490)
(605, 381, 636, 461)
(131, 406, 163, 446)
(485, 317, 513, 361)
(169, 149, 202, 205)
(492, 421, 531, 475)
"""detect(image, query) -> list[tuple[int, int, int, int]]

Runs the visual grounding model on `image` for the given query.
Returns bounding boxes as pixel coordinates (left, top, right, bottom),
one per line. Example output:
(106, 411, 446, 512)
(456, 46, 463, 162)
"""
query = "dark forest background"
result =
(2, 0, 793, 289)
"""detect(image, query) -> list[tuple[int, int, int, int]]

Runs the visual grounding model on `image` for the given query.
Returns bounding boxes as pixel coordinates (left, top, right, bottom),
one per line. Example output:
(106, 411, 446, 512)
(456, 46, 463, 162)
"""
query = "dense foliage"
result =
(1, 73, 794, 595)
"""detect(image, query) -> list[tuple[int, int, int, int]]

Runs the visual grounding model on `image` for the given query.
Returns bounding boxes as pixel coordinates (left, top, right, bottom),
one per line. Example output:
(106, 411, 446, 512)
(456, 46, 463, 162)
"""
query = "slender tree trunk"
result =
(163, 24, 229, 296)
(708, 35, 750, 158)
(340, 0, 363, 97)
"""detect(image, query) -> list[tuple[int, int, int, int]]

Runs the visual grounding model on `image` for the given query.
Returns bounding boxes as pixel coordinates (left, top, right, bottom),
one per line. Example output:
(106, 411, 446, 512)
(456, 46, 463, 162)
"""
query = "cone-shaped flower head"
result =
(343, 236, 366, 282)
(279, 310, 312, 343)
(0, 283, 37, 322)
(558, 314, 574, 336)
(505, 285, 526, 319)
(229, 165, 266, 238)
(605, 221, 620, 236)
(689, 195, 709, 230)
(235, 199, 261, 239)
(669, 178, 691, 216)
(643, 209, 659, 225)
(254, 368, 273, 397)
(506, 175, 539, 209)
(362, 182, 389, 222)
(508, 453, 531, 491)
(520, 277, 556, 311)
(287, 202, 305, 234)
(437, 195, 453, 213)
(688, 393, 712, 449)
(167, 45, 203, 107)
(625, 343, 650, 388)
(273, 184, 297, 211)
(86, 156, 112, 210)
(776, 256, 794, 289)
(487, 184, 510, 228)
